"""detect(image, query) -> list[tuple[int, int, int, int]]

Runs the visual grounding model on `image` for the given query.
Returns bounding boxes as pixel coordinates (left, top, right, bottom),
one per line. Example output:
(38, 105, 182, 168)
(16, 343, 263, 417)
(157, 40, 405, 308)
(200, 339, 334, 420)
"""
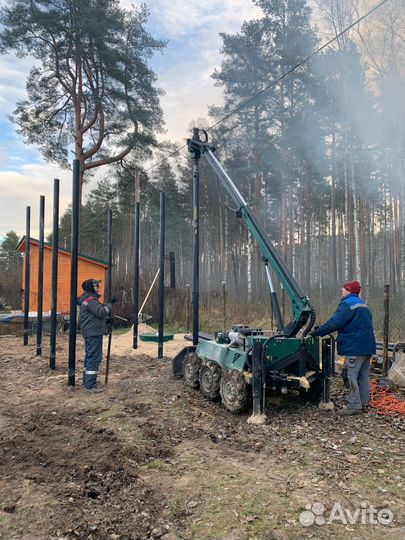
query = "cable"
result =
(206, 0, 390, 132)
(62, 206, 109, 242)
(61, 0, 390, 229)
(144, 143, 188, 173)
(117, 144, 189, 193)
(214, 173, 239, 213)
(137, 0, 390, 174)
(369, 379, 405, 416)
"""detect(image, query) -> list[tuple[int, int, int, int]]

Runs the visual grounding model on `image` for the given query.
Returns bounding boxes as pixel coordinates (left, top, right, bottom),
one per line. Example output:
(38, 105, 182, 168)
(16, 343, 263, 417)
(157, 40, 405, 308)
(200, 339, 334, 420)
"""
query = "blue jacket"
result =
(313, 293, 376, 356)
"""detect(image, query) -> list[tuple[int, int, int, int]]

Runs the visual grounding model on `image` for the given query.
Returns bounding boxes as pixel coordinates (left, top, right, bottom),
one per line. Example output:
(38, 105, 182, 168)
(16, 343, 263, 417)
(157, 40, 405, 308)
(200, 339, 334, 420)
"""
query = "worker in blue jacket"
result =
(310, 280, 376, 416)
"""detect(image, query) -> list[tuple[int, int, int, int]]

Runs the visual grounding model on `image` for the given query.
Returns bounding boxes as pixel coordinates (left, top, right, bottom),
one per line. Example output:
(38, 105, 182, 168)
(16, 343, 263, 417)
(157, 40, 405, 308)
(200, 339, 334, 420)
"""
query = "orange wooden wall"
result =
(21, 241, 107, 313)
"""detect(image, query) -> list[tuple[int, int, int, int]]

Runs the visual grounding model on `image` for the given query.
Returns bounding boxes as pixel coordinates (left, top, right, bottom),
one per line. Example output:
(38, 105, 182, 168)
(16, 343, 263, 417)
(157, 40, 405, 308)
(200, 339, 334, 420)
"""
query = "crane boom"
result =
(188, 130, 315, 337)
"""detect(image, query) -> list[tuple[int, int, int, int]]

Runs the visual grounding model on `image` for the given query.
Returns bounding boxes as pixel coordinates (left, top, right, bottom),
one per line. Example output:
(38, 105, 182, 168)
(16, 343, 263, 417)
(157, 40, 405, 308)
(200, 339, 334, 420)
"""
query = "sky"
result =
(0, 0, 262, 240)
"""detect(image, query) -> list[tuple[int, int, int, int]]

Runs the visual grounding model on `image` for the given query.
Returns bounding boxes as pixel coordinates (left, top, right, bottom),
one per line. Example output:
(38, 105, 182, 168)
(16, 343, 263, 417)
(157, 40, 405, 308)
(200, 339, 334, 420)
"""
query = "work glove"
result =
(308, 325, 319, 337)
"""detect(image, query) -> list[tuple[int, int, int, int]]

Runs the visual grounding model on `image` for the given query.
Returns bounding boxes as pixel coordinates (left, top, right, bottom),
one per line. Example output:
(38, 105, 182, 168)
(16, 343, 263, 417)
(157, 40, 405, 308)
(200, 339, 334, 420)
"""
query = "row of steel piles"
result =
(132, 172, 167, 358)
(23, 185, 59, 368)
(23, 160, 170, 384)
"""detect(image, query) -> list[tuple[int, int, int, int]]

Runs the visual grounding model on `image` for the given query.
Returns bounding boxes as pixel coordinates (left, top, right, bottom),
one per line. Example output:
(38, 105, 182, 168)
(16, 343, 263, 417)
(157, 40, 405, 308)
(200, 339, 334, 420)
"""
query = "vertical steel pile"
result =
(133, 171, 140, 349)
(158, 191, 165, 359)
(23, 206, 31, 346)
(36, 195, 45, 356)
(50, 179, 59, 370)
(191, 128, 200, 346)
(68, 160, 80, 386)
(105, 209, 113, 385)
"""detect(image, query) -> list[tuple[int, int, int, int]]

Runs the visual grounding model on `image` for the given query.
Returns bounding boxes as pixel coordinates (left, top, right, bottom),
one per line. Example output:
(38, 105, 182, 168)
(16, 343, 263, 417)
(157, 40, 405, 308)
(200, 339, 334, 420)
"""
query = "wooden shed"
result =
(17, 237, 108, 313)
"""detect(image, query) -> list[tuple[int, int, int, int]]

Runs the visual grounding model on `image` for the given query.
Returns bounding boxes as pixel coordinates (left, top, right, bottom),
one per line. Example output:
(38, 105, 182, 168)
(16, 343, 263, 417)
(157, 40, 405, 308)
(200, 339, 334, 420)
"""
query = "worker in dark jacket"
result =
(78, 279, 116, 393)
(310, 280, 376, 416)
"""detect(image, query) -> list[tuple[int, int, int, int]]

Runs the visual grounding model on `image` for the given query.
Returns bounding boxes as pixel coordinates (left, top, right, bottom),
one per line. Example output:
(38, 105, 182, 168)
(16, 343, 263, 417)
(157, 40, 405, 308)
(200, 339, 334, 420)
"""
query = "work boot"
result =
(84, 387, 103, 394)
(338, 408, 363, 416)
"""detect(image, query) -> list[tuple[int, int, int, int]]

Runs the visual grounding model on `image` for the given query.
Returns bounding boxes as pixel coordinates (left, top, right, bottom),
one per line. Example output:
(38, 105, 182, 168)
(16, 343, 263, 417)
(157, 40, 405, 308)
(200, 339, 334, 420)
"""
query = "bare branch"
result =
(84, 144, 134, 170)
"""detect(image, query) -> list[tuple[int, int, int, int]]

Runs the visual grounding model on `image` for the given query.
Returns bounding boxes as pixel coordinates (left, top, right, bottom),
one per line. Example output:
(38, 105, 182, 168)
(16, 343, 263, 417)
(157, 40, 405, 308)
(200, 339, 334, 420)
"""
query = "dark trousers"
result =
(83, 335, 103, 389)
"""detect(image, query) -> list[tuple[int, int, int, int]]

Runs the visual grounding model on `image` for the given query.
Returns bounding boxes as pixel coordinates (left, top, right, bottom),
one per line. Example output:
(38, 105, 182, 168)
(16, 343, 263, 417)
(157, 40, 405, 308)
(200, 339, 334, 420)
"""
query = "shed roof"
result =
(16, 236, 108, 268)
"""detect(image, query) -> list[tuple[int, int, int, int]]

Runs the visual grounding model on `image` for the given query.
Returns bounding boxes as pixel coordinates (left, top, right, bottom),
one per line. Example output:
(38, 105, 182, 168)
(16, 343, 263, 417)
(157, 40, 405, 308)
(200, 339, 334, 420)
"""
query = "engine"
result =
(226, 324, 264, 348)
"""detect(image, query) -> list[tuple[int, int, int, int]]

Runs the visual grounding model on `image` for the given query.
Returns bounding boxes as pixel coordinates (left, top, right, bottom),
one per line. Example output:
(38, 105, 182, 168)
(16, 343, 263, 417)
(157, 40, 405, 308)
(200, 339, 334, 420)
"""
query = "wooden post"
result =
(169, 251, 176, 289)
(186, 284, 191, 333)
(382, 284, 390, 377)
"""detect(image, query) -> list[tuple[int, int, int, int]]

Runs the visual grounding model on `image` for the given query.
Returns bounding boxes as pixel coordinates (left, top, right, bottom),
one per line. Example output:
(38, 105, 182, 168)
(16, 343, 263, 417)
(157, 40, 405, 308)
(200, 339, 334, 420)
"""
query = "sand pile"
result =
(106, 324, 190, 358)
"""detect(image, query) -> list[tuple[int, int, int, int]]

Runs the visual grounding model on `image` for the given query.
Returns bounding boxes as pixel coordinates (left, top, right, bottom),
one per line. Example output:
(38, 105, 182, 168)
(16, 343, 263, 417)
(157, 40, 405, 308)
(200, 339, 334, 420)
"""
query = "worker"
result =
(310, 280, 376, 416)
(78, 279, 117, 393)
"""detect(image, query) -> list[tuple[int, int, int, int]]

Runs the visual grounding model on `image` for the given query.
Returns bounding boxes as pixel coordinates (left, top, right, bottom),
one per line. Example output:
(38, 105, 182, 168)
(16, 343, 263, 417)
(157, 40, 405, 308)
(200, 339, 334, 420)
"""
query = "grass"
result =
(139, 285, 405, 340)
(113, 326, 131, 336)
(0, 516, 10, 530)
(92, 407, 117, 420)
(87, 404, 148, 449)
(143, 459, 166, 471)
(112, 420, 147, 448)
(241, 497, 258, 516)
(167, 497, 186, 519)
(148, 322, 188, 334)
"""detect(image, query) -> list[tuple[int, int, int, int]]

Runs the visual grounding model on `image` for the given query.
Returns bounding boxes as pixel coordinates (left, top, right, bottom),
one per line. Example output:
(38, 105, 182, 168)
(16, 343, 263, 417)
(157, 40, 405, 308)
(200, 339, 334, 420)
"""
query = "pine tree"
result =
(0, 0, 165, 201)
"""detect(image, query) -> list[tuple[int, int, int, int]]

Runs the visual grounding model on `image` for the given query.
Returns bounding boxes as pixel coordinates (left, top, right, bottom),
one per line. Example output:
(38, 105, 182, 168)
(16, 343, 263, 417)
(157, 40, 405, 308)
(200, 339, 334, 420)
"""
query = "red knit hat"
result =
(343, 280, 361, 294)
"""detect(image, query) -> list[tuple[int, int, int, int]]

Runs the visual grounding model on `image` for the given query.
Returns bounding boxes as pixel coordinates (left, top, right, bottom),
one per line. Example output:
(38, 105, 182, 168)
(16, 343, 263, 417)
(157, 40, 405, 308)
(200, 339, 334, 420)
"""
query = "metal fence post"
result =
(36, 195, 45, 356)
(68, 160, 80, 387)
(133, 170, 140, 349)
(23, 206, 31, 346)
(382, 284, 390, 377)
(50, 179, 59, 370)
(191, 128, 200, 346)
(105, 209, 113, 385)
(158, 191, 165, 359)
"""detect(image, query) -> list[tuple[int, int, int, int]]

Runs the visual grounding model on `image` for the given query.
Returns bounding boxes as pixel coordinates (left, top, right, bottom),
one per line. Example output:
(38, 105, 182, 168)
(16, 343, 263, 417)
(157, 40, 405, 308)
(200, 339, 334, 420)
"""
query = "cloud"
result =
(139, 0, 262, 39)
(0, 54, 34, 110)
(0, 0, 264, 233)
(146, 0, 262, 142)
(0, 164, 72, 238)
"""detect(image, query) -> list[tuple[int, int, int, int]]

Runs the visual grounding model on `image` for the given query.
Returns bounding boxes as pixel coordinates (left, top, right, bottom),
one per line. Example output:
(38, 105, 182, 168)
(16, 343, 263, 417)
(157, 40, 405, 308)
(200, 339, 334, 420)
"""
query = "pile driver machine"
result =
(173, 129, 334, 419)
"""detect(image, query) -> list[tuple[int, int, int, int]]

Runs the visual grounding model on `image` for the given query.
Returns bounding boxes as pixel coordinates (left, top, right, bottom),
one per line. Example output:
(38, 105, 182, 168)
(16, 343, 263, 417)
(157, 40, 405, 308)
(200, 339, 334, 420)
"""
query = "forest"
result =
(2, 0, 405, 338)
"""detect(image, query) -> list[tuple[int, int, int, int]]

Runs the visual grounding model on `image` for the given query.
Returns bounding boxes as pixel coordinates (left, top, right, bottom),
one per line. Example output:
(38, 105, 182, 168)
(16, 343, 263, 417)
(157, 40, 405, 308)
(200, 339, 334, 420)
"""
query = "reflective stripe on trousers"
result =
(84, 335, 103, 389)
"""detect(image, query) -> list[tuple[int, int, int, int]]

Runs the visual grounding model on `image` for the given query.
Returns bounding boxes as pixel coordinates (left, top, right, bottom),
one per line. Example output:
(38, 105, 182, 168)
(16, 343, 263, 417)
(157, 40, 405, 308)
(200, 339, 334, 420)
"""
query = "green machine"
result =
(173, 129, 334, 418)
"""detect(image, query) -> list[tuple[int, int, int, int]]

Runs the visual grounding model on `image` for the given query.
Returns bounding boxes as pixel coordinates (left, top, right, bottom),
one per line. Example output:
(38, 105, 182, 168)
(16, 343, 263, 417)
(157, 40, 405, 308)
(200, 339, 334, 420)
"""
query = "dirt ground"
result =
(0, 332, 404, 540)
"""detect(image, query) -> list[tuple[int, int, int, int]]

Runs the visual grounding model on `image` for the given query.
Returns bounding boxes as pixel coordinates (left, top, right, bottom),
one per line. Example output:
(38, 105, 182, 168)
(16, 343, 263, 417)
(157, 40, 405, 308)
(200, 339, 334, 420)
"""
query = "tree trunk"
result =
(331, 130, 338, 284)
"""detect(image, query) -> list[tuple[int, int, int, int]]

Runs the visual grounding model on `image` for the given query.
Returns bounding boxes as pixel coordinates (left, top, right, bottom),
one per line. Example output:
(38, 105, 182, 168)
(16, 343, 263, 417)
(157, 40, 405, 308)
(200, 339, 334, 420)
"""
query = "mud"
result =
(0, 335, 404, 540)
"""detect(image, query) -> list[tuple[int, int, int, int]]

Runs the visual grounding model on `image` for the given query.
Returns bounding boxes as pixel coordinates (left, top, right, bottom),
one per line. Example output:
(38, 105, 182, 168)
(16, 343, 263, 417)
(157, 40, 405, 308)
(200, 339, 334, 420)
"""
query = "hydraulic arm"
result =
(188, 129, 316, 337)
